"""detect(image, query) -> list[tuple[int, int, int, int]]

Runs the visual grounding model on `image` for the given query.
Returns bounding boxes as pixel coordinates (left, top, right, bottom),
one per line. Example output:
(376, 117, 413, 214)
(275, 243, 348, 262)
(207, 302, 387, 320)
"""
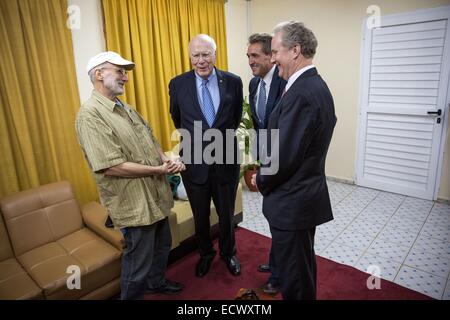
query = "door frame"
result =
(355, 5, 450, 200)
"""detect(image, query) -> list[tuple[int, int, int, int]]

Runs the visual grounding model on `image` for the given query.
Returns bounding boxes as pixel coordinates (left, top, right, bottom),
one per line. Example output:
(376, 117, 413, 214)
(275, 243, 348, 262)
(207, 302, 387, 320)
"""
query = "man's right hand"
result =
(159, 159, 185, 174)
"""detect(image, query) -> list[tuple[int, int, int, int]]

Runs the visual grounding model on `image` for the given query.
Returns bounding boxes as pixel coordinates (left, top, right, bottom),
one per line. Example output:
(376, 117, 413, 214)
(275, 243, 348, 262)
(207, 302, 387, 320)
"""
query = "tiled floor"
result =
(239, 180, 450, 300)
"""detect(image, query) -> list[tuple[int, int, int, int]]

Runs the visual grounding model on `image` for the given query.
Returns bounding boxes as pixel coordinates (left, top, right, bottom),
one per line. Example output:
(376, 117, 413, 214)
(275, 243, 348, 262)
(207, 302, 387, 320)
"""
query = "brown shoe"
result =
(262, 282, 279, 295)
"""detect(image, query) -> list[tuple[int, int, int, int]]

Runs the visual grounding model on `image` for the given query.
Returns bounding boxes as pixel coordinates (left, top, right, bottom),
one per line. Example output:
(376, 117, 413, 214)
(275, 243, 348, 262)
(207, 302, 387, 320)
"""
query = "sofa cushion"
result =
(81, 201, 125, 250)
(0, 214, 13, 262)
(46, 259, 121, 300)
(0, 258, 42, 300)
(1, 181, 83, 256)
(18, 227, 121, 299)
(172, 200, 196, 242)
(18, 242, 84, 295)
(57, 228, 121, 272)
(79, 278, 120, 300)
(168, 211, 180, 249)
(173, 183, 243, 243)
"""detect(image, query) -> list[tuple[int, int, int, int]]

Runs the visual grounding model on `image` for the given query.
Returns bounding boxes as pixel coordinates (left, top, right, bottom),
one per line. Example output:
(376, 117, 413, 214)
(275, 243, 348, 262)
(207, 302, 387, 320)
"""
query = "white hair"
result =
(189, 34, 217, 52)
(88, 62, 108, 83)
(273, 21, 317, 58)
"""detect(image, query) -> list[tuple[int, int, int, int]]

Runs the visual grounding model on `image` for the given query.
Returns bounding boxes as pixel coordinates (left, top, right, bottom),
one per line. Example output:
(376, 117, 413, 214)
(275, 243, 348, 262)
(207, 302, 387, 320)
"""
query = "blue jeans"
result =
(120, 217, 172, 300)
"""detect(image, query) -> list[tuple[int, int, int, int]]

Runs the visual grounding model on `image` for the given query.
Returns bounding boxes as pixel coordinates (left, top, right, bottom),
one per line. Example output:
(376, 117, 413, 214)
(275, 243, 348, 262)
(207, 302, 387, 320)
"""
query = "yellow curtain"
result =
(0, 0, 97, 203)
(101, 0, 228, 150)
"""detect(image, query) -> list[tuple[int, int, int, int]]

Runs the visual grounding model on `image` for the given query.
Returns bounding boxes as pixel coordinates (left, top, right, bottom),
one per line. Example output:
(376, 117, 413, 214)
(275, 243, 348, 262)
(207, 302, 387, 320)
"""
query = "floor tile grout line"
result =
(392, 270, 442, 300)
(442, 276, 449, 300)
(322, 186, 382, 266)
(400, 205, 448, 274)
(242, 185, 449, 299)
(339, 188, 402, 270)
(324, 186, 380, 254)
(394, 263, 447, 300)
(317, 184, 359, 254)
(331, 190, 410, 281)
(394, 202, 437, 284)
(386, 195, 420, 284)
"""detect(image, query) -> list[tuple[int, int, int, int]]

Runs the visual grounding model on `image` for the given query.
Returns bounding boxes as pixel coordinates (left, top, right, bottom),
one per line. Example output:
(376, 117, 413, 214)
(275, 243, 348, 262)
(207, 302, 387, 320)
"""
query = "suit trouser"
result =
(256, 136, 280, 284)
(120, 217, 172, 300)
(184, 170, 239, 258)
(270, 225, 317, 300)
(267, 241, 280, 285)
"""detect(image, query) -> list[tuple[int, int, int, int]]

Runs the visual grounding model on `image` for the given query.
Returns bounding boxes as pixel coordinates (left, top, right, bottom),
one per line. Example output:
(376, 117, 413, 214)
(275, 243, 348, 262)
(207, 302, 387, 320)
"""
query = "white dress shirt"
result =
(284, 64, 315, 93)
(255, 65, 276, 115)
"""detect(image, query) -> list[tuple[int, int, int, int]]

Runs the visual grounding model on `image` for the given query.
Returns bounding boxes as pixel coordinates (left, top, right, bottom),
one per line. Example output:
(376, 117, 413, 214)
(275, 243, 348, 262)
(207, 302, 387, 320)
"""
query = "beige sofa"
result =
(0, 181, 243, 299)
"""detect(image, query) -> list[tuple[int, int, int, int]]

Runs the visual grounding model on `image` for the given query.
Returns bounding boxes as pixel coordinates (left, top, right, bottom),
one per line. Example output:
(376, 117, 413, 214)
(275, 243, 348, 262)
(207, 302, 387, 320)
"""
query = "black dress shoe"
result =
(262, 282, 279, 295)
(196, 253, 216, 277)
(146, 279, 184, 295)
(257, 263, 270, 273)
(222, 255, 241, 276)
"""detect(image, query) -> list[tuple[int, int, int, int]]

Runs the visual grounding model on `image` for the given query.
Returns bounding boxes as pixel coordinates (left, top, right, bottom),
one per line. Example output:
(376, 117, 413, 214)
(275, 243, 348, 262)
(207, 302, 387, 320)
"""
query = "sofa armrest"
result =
(81, 201, 124, 251)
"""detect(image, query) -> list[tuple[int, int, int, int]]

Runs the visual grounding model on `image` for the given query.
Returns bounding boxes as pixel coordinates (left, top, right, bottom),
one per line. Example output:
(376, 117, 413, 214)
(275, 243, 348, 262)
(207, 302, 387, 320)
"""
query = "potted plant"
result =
(237, 98, 259, 191)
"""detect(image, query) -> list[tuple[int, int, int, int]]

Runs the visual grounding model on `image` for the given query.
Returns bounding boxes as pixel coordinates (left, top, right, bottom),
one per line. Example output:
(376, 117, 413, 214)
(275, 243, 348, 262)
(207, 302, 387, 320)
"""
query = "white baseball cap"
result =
(86, 51, 135, 73)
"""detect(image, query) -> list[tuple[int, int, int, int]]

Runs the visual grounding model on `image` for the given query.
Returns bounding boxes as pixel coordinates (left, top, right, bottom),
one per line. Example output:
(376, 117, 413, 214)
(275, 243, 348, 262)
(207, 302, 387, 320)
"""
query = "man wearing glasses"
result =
(76, 51, 184, 300)
(169, 35, 243, 278)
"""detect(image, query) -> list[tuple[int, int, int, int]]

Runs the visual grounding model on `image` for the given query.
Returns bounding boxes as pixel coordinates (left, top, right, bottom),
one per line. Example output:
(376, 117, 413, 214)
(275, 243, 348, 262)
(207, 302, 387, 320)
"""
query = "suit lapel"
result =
(269, 67, 318, 129)
(249, 78, 258, 103)
(213, 68, 226, 127)
(296, 67, 317, 82)
(266, 71, 281, 117)
(281, 67, 317, 99)
(249, 78, 259, 126)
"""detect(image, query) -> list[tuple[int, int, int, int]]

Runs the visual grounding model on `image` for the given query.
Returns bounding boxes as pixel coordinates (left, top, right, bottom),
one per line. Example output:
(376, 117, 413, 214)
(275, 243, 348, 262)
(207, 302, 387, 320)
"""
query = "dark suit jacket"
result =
(256, 67, 337, 230)
(169, 68, 243, 185)
(249, 67, 286, 130)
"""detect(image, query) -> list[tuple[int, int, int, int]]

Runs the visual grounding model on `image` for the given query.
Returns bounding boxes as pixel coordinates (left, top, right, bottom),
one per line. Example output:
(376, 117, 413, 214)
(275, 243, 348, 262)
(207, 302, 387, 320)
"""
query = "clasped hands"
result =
(160, 156, 185, 174)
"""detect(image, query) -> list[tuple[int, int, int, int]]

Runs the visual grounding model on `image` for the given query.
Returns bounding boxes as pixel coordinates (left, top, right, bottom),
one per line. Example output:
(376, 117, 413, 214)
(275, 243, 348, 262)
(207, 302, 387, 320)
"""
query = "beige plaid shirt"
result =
(76, 90, 174, 228)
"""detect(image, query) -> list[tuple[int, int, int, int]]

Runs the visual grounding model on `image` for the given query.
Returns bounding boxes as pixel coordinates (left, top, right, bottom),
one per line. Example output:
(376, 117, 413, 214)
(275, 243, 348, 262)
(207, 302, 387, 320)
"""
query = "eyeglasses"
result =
(100, 67, 128, 76)
(191, 52, 213, 62)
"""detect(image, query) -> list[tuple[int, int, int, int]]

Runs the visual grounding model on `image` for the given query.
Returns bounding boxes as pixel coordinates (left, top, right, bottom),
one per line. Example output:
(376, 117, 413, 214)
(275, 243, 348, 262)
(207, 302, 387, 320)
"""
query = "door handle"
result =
(427, 109, 442, 116)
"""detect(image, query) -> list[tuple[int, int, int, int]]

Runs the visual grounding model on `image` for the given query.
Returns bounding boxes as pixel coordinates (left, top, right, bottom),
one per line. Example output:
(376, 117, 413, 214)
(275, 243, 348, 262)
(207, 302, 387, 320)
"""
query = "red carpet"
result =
(146, 227, 432, 300)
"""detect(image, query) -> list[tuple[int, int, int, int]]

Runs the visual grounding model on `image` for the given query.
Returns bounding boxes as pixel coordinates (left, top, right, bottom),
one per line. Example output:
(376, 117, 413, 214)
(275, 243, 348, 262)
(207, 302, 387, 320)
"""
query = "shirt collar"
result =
(261, 65, 276, 86)
(91, 89, 122, 112)
(195, 68, 217, 84)
(285, 64, 315, 92)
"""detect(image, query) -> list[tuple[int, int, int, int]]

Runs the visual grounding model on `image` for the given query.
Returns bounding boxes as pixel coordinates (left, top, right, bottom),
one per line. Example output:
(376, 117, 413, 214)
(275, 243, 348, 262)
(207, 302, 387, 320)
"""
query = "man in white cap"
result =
(76, 51, 185, 300)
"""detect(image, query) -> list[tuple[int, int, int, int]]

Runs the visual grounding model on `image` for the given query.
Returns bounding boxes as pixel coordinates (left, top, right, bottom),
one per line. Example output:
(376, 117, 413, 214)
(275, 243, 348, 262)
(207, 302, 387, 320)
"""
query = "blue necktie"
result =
(257, 79, 267, 124)
(201, 79, 216, 127)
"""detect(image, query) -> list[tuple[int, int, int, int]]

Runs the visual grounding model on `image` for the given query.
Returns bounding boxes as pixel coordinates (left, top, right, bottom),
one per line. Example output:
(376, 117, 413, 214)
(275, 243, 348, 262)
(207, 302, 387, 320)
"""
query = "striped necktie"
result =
(201, 79, 216, 127)
(257, 79, 267, 124)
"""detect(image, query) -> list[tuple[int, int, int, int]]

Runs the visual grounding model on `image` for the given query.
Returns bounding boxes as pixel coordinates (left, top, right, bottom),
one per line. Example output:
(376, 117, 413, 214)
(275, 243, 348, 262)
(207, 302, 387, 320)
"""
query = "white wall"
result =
(225, 0, 450, 200)
(225, 0, 253, 100)
(68, 0, 105, 104)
